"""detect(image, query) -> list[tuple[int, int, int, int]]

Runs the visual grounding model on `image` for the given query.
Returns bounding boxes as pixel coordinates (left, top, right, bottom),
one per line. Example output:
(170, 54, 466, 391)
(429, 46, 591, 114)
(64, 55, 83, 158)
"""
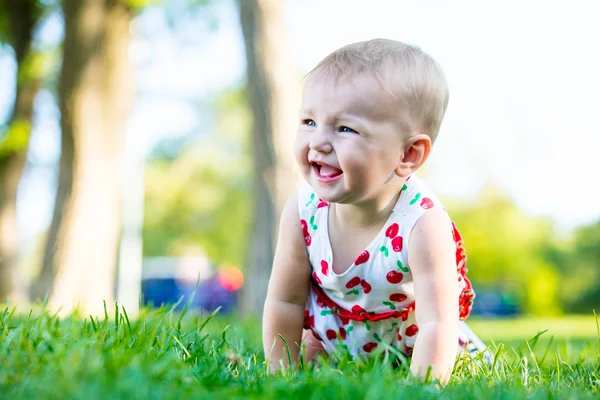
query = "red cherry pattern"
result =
(389, 293, 407, 302)
(346, 276, 361, 289)
(391, 236, 403, 252)
(392, 236, 402, 253)
(339, 327, 347, 340)
(355, 250, 370, 265)
(420, 197, 434, 209)
(300, 219, 312, 246)
(386, 270, 403, 284)
(385, 223, 399, 239)
(312, 271, 322, 285)
(360, 279, 372, 294)
(317, 199, 328, 208)
(363, 342, 378, 353)
(405, 324, 419, 337)
(303, 310, 315, 329)
(300, 219, 307, 232)
(381, 223, 403, 257)
(352, 305, 366, 315)
(326, 329, 338, 340)
(320, 260, 329, 276)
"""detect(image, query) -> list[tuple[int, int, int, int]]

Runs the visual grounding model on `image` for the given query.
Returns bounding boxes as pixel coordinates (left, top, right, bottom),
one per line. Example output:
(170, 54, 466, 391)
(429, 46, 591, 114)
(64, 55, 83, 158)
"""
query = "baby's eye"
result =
(339, 126, 358, 134)
(302, 119, 316, 127)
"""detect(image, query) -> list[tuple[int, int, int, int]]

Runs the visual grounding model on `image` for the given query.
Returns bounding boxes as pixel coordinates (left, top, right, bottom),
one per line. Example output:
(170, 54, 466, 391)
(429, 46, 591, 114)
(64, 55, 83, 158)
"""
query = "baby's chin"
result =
(308, 184, 351, 205)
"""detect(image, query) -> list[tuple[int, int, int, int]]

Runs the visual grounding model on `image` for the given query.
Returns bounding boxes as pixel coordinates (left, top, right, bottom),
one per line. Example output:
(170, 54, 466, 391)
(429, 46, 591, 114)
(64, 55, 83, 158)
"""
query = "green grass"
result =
(1, 302, 599, 399)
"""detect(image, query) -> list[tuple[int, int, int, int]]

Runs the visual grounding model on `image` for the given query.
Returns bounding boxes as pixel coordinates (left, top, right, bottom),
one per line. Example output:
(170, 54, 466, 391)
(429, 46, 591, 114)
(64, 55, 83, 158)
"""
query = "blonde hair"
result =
(308, 39, 449, 142)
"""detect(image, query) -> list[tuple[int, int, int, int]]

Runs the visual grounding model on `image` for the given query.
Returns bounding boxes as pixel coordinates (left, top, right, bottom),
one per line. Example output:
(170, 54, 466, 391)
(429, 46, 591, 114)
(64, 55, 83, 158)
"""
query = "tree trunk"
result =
(238, 0, 299, 316)
(0, 0, 40, 301)
(31, 0, 132, 314)
(0, 155, 27, 300)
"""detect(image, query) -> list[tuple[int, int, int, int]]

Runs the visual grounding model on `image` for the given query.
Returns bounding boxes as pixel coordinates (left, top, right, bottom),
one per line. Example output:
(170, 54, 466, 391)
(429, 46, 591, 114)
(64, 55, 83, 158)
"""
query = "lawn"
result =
(1, 303, 599, 399)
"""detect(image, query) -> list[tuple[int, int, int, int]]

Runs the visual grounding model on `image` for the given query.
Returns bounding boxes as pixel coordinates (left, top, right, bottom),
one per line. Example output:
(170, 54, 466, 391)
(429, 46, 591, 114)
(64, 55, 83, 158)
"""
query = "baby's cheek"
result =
(293, 137, 310, 172)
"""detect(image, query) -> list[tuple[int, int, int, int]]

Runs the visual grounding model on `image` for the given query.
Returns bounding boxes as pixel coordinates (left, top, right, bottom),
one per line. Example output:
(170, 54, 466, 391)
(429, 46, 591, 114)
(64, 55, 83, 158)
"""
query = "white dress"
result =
(298, 175, 485, 359)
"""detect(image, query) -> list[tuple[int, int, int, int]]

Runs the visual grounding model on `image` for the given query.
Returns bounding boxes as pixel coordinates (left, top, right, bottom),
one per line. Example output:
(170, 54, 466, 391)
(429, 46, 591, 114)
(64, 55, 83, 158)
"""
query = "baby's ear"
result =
(394, 134, 431, 178)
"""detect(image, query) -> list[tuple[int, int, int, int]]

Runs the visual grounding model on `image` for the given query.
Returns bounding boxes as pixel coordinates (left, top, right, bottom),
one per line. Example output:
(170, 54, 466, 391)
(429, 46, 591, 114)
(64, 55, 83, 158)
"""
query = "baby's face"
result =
(294, 73, 408, 204)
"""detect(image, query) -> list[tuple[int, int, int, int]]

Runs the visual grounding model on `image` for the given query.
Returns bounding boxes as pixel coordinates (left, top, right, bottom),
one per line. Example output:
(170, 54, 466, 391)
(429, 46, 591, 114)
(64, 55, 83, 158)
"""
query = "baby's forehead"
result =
(301, 72, 404, 117)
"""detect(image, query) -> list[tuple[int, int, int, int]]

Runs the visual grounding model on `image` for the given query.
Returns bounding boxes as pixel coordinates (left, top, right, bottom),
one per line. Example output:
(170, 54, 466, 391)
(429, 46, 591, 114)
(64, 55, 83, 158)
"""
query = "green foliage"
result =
(0, 0, 47, 45)
(1, 305, 600, 399)
(0, 119, 31, 160)
(125, 0, 160, 13)
(449, 186, 561, 315)
(555, 221, 600, 314)
(143, 89, 252, 269)
(0, 0, 58, 158)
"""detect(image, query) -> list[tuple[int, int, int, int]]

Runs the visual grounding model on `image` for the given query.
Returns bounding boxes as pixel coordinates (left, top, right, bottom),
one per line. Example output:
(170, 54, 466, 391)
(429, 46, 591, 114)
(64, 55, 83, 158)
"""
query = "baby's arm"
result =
(262, 192, 311, 372)
(408, 208, 460, 383)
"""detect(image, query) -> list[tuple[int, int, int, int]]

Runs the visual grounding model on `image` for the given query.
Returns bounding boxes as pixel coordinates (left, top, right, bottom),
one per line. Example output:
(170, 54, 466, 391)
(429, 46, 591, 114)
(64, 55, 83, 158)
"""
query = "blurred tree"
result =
(30, 0, 134, 313)
(143, 89, 252, 268)
(237, 0, 300, 316)
(450, 185, 561, 315)
(556, 221, 600, 314)
(0, 0, 45, 300)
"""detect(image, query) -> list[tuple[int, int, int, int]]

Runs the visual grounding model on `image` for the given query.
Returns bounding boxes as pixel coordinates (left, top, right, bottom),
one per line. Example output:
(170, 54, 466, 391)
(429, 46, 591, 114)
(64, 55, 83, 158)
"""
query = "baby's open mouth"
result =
(312, 162, 343, 181)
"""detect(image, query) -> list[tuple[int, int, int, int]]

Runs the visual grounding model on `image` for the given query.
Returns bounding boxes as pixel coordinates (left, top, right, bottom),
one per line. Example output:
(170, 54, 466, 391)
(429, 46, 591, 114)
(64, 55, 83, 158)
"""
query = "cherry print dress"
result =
(299, 175, 483, 359)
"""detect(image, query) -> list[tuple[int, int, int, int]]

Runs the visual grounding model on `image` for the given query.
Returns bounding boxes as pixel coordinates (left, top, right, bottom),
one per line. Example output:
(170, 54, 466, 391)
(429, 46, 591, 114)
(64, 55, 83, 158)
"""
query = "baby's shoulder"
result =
(394, 175, 444, 214)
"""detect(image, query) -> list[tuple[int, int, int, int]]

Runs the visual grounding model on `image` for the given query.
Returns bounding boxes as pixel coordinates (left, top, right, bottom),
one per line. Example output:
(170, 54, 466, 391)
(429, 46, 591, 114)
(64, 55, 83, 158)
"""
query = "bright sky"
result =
(3, 0, 600, 247)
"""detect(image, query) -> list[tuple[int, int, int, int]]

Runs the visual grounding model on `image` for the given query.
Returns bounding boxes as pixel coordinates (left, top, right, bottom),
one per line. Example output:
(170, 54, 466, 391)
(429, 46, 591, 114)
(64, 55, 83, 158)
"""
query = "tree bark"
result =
(238, 0, 299, 316)
(31, 0, 132, 314)
(0, 0, 40, 301)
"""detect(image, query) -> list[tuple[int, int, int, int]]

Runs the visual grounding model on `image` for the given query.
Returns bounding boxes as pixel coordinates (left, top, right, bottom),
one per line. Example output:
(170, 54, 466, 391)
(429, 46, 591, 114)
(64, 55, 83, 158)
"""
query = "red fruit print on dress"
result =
(317, 199, 329, 208)
(321, 260, 329, 276)
(303, 310, 315, 329)
(305, 235, 312, 246)
(312, 271, 322, 285)
(300, 219, 308, 235)
(385, 223, 399, 239)
(346, 277, 361, 289)
(386, 271, 403, 284)
(386, 260, 408, 284)
(405, 324, 419, 337)
(352, 305, 367, 315)
(316, 298, 325, 308)
(326, 329, 338, 340)
(340, 316, 350, 325)
(420, 197, 434, 209)
(360, 279, 372, 294)
(389, 293, 408, 302)
(391, 236, 403, 252)
(300, 219, 312, 246)
(339, 327, 347, 340)
(355, 250, 370, 265)
(363, 342, 378, 353)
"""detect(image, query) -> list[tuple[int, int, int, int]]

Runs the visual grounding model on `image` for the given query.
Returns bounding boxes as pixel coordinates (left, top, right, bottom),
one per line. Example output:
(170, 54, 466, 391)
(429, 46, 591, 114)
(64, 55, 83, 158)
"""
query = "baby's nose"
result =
(309, 135, 333, 153)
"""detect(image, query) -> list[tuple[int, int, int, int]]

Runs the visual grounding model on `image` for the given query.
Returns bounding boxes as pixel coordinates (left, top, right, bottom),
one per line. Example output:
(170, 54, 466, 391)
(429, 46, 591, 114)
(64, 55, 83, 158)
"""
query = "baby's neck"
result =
(332, 187, 402, 230)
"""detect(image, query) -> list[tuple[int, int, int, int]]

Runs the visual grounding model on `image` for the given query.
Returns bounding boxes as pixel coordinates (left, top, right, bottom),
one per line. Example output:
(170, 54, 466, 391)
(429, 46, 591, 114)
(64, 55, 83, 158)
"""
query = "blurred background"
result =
(0, 0, 598, 320)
